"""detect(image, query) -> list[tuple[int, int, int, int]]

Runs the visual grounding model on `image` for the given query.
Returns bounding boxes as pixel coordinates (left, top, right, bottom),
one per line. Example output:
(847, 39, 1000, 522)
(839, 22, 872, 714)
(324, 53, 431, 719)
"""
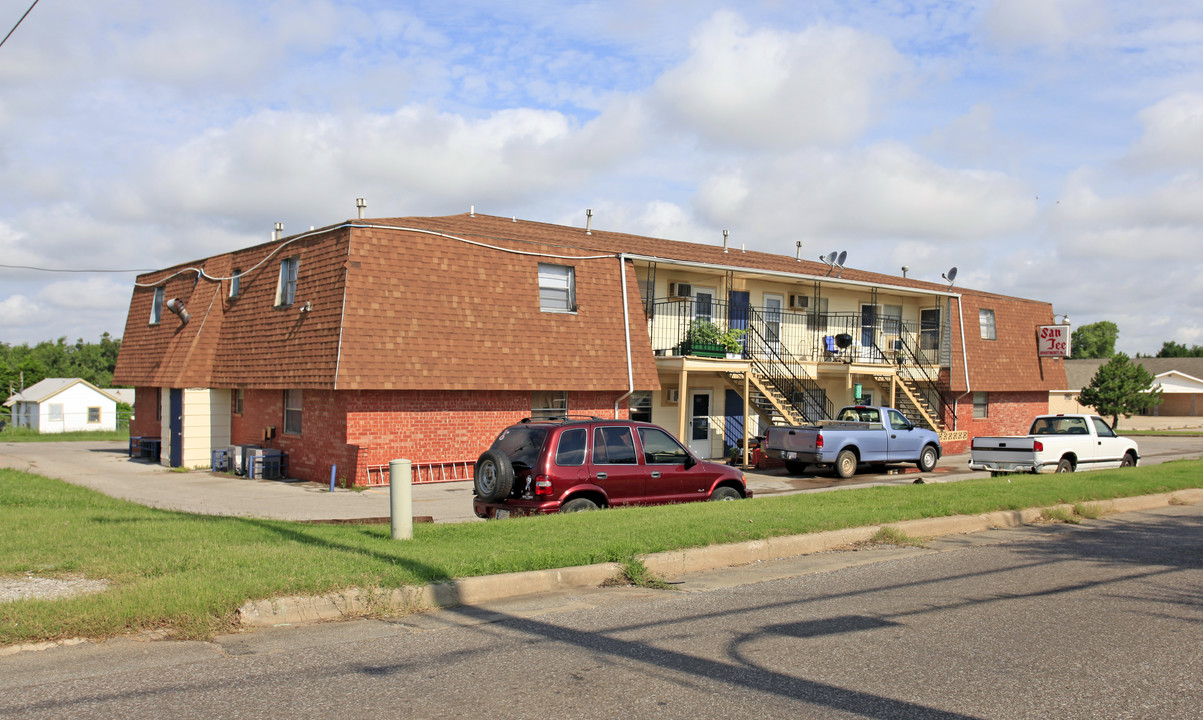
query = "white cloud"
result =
(982, 0, 1111, 50)
(695, 143, 1037, 243)
(0, 294, 49, 330)
(653, 11, 909, 148)
(1124, 92, 1203, 172)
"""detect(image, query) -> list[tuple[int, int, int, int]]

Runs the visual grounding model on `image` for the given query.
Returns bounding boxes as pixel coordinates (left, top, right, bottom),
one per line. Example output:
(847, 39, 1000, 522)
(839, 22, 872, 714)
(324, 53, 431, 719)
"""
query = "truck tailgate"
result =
(970, 437, 1039, 467)
(765, 426, 819, 455)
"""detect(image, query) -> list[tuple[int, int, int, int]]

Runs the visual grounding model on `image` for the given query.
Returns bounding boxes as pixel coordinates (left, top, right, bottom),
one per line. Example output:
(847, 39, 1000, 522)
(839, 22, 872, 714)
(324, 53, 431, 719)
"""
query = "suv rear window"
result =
(491, 426, 549, 467)
(555, 427, 587, 466)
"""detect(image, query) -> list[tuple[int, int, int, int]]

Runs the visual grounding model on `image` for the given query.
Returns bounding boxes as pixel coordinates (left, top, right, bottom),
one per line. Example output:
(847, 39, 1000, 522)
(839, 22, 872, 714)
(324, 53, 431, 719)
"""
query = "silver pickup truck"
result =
(764, 405, 942, 478)
(969, 414, 1140, 475)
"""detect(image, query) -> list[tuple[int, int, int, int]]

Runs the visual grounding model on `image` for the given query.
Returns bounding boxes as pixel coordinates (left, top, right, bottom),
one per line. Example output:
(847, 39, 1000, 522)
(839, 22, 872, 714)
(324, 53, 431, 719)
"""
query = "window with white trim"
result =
(979, 309, 996, 340)
(629, 391, 652, 423)
(973, 391, 988, 419)
(283, 389, 303, 434)
(150, 287, 165, 324)
(230, 269, 242, 298)
(276, 257, 299, 307)
(532, 390, 567, 420)
(538, 263, 575, 312)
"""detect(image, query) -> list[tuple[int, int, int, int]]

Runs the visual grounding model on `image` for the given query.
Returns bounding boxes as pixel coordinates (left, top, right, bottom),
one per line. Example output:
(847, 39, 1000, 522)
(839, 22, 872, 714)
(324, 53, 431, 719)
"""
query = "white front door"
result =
(689, 390, 712, 457)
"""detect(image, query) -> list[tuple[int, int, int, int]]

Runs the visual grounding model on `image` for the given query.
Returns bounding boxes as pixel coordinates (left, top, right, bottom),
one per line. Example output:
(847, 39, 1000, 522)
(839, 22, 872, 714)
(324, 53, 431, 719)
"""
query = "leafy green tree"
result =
(1070, 321, 1119, 359)
(1077, 353, 1163, 429)
(1, 334, 124, 396)
(1155, 340, 1203, 358)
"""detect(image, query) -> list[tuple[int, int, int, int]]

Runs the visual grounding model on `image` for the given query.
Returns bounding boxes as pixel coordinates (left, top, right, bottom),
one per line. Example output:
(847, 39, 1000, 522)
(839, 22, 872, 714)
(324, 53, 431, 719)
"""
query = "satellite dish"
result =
(836, 251, 848, 267)
(942, 267, 958, 287)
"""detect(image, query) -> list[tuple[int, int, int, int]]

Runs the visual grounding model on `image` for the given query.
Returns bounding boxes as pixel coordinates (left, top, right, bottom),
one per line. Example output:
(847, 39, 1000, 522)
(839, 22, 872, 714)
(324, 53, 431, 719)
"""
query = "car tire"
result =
(1120, 453, 1136, 468)
(560, 498, 600, 513)
(1055, 458, 1075, 473)
(835, 449, 858, 479)
(784, 460, 807, 475)
(710, 486, 741, 501)
(917, 445, 939, 473)
(474, 449, 514, 502)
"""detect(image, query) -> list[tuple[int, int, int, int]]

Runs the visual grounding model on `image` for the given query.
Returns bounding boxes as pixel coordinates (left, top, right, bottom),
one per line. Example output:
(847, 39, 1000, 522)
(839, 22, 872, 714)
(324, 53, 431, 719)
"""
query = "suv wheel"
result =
(710, 486, 740, 501)
(474, 449, 515, 502)
(560, 498, 600, 513)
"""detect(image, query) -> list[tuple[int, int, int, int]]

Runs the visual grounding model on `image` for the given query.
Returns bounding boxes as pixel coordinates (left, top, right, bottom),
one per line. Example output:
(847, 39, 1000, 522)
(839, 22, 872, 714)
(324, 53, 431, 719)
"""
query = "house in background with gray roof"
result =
(2, 378, 122, 433)
(1053, 358, 1203, 418)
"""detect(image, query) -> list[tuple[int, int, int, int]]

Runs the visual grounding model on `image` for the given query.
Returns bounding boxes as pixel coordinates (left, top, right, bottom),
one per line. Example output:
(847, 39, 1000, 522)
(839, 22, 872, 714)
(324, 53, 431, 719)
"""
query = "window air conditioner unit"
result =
(788, 294, 810, 309)
(669, 282, 692, 299)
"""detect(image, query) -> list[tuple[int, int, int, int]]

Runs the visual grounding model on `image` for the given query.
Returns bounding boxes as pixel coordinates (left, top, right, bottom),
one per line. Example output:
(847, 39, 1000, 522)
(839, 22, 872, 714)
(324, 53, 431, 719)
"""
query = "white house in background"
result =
(2, 378, 121, 433)
(1053, 358, 1203, 417)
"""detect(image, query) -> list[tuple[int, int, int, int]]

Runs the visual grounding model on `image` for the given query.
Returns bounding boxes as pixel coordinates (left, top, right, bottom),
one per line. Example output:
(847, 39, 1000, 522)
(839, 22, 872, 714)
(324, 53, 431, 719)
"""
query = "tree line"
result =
(2, 334, 123, 397)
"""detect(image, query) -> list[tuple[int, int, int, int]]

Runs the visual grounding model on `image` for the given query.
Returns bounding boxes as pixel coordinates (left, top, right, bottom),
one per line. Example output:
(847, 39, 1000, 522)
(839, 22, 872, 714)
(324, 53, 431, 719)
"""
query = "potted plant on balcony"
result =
(683, 320, 746, 358)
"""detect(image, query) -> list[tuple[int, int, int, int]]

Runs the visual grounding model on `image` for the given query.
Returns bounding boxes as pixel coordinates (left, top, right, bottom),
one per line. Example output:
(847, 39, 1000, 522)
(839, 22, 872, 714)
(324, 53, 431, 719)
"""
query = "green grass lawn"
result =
(2, 460, 1201, 645)
(0, 426, 130, 442)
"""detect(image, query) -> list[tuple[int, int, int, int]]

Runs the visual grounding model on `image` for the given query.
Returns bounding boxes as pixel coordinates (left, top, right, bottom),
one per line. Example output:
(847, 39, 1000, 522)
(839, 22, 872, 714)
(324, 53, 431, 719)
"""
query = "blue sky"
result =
(1, 0, 1201, 354)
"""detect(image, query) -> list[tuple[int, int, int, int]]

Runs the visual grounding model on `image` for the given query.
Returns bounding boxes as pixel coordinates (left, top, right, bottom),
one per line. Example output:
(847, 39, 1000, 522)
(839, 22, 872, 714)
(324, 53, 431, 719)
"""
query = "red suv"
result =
(472, 417, 751, 519)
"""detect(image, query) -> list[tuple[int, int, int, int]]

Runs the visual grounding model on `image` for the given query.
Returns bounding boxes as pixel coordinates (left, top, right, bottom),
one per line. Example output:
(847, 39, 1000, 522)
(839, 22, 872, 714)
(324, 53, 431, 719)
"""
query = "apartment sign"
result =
(1037, 324, 1071, 358)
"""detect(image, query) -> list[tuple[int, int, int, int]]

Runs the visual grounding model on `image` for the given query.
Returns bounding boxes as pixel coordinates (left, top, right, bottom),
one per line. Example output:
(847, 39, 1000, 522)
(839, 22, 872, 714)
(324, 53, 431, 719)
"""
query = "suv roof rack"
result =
(518, 415, 606, 424)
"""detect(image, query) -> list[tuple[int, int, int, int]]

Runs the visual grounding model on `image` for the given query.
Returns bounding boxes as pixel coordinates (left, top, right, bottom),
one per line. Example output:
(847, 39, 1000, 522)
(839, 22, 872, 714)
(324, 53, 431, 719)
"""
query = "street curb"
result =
(237, 488, 1203, 628)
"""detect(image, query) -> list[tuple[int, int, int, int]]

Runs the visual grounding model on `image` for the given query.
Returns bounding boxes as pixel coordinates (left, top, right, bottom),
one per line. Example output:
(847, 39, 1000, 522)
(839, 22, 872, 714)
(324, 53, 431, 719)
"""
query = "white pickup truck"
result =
(969, 414, 1140, 475)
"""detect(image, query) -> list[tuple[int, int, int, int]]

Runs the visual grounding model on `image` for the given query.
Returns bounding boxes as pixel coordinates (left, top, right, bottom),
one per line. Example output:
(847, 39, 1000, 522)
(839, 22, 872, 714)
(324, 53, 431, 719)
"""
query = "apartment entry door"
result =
(689, 390, 713, 458)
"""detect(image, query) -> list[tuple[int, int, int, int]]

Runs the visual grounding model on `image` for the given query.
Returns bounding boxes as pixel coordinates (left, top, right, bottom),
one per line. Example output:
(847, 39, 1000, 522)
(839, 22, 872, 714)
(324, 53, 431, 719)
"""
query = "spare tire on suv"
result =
(474, 448, 515, 502)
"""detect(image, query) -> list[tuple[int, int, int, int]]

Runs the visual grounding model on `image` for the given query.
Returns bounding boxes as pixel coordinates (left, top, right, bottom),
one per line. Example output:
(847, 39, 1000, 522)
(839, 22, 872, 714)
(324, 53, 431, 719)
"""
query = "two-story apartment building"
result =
(114, 211, 1066, 484)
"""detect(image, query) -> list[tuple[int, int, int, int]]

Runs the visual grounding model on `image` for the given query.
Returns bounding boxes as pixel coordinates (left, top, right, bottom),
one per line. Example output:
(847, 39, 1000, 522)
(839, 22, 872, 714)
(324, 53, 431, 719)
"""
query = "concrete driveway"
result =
(2, 435, 1201, 525)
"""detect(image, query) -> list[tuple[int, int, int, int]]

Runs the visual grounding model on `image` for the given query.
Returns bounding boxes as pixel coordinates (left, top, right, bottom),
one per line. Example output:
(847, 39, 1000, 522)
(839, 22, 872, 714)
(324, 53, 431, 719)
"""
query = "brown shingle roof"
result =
(116, 212, 1061, 395)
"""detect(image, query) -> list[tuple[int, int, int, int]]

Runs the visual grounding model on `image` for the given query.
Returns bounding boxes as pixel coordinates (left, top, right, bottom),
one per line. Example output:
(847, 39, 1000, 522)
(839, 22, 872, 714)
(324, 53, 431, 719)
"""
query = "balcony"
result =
(647, 299, 944, 368)
(647, 298, 952, 429)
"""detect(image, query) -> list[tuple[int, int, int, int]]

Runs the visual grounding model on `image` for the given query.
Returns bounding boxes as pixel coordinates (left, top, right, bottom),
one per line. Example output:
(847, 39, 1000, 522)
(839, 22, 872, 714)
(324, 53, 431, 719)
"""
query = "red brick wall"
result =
(230, 388, 630, 485)
(946, 390, 1049, 454)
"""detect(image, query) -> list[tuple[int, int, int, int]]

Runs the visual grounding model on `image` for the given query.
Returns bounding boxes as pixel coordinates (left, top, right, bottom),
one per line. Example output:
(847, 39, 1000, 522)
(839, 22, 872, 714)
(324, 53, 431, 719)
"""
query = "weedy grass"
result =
(2, 460, 1201, 644)
(865, 526, 926, 547)
(1040, 506, 1078, 524)
(0, 427, 130, 442)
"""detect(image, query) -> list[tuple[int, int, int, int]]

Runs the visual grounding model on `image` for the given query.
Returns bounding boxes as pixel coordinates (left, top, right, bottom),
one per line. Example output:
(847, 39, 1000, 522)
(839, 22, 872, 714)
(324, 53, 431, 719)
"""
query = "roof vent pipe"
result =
(796, 241, 802, 261)
(723, 230, 729, 253)
(470, 205, 475, 217)
(356, 198, 366, 219)
(273, 222, 283, 241)
(165, 298, 190, 325)
(741, 243, 746, 254)
(585, 208, 593, 235)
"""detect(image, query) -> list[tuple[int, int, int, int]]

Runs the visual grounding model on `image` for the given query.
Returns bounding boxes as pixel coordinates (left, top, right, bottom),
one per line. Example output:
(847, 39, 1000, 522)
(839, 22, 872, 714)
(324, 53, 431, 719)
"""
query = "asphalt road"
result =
(2, 436, 1202, 524)
(3, 502, 1200, 719)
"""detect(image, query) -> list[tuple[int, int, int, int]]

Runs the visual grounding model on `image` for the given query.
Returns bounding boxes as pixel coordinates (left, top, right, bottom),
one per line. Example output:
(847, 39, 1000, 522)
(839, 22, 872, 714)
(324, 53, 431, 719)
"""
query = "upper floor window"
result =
(150, 287, 165, 324)
(538, 263, 575, 312)
(979, 309, 996, 340)
(230, 269, 242, 298)
(276, 257, 299, 307)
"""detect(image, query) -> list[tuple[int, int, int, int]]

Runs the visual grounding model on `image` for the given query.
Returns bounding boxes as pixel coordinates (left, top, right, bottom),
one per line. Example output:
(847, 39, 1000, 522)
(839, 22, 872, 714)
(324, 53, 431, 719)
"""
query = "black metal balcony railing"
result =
(648, 299, 950, 424)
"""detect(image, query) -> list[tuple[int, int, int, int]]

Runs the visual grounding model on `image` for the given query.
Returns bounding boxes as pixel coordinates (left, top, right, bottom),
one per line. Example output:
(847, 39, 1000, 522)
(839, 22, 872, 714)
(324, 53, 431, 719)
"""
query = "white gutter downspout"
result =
(953, 295, 971, 430)
(614, 254, 636, 418)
